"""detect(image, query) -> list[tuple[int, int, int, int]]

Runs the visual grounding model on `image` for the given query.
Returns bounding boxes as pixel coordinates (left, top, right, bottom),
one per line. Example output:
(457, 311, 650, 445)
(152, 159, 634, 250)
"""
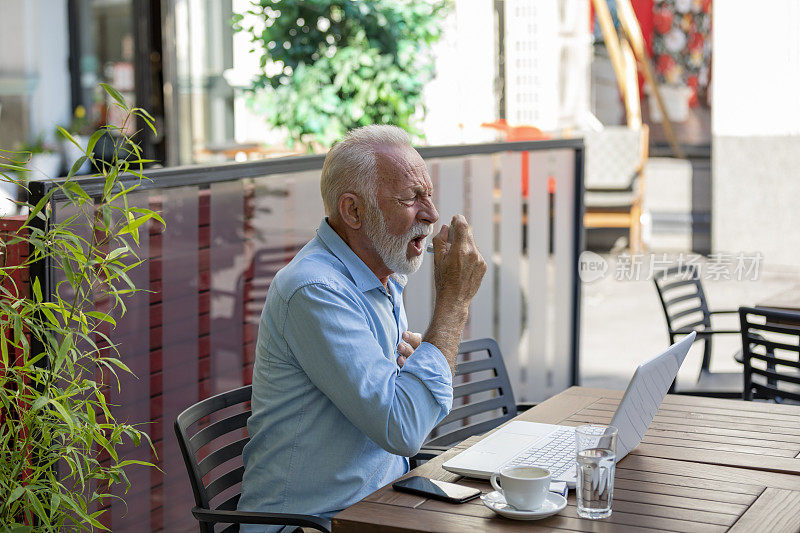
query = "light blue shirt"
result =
(238, 219, 453, 531)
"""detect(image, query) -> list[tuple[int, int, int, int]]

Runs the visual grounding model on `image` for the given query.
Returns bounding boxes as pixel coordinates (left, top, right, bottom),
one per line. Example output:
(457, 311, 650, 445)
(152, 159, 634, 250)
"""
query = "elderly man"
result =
(238, 125, 486, 529)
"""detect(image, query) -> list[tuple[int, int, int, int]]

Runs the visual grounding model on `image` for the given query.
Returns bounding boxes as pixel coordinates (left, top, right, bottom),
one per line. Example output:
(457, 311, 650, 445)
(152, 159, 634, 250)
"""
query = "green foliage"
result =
(16, 137, 57, 156)
(0, 84, 161, 530)
(234, 0, 450, 149)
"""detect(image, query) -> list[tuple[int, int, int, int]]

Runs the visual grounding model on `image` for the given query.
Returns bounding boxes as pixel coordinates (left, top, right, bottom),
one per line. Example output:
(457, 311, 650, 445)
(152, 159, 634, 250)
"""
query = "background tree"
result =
(234, 0, 450, 150)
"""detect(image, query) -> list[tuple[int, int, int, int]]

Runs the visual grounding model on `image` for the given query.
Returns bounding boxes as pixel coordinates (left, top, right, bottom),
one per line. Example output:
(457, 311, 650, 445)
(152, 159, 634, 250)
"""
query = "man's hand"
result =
(431, 215, 486, 306)
(424, 215, 487, 373)
(396, 331, 422, 368)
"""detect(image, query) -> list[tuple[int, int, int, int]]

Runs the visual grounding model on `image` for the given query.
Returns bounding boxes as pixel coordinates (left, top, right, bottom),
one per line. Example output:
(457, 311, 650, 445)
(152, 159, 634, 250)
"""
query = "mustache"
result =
(408, 223, 433, 239)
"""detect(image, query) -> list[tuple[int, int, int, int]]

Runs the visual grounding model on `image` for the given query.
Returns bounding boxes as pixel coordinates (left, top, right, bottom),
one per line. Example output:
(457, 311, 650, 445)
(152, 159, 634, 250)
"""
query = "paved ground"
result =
(579, 252, 800, 391)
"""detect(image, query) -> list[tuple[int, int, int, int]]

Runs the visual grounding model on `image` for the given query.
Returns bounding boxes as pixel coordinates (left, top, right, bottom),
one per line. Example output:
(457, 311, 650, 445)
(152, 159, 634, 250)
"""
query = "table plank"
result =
(757, 285, 800, 312)
(630, 442, 800, 476)
(569, 410, 800, 443)
(728, 488, 800, 533)
(574, 386, 800, 417)
(615, 455, 800, 491)
(613, 476, 757, 505)
(450, 475, 758, 504)
(334, 501, 633, 533)
(644, 421, 800, 447)
(418, 498, 728, 533)
(614, 468, 763, 497)
(644, 427, 800, 452)
(567, 411, 800, 455)
(585, 402, 800, 429)
(595, 397, 800, 424)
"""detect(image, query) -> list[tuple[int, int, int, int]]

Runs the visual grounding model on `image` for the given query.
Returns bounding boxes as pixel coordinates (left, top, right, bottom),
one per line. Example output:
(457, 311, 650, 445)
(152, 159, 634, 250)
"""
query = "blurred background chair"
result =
(654, 265, 742, 398)
(174, 385, 331, 533)
(583, 125, 649, 253)
(740, 306, 800, 403)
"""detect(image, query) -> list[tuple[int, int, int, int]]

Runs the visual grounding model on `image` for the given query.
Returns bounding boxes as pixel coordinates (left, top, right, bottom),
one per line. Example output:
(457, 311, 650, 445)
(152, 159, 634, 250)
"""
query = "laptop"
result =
(442, 332, 696, 487)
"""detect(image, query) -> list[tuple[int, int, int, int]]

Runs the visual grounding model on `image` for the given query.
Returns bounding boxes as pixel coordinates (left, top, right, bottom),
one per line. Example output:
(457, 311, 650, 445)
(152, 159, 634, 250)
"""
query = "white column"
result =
(712, 0, 800, 266)
(422, 0, 497, 144)
(0, 0, 71, 142)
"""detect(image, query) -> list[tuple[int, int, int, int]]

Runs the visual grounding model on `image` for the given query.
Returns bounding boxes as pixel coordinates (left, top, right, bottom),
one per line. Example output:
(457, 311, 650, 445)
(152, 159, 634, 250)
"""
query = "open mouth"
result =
(409, 235, 426, 255)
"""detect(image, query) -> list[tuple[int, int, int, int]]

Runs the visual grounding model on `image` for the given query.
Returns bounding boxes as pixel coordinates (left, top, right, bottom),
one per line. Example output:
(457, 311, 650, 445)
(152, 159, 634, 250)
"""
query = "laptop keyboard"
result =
(504, 427, 577, 479)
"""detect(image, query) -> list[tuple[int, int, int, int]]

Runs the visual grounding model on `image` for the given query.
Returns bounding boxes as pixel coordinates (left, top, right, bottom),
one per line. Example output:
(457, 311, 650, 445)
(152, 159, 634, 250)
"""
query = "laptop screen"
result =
(610, 332, 696, 460)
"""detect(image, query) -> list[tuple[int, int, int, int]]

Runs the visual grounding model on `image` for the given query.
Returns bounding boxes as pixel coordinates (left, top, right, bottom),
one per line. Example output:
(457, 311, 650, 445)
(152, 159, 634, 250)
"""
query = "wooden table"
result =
(333, 387, 800, 532)
(757, 284, 800, 312)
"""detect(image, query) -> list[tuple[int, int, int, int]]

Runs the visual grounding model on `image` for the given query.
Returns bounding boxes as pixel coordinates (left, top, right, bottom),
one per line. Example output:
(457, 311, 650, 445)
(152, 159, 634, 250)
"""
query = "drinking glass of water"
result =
(575, 424, 618, 519)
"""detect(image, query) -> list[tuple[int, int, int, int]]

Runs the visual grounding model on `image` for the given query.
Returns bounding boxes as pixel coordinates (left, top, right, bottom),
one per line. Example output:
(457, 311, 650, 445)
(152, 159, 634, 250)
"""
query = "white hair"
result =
(320, 125, 412, 216)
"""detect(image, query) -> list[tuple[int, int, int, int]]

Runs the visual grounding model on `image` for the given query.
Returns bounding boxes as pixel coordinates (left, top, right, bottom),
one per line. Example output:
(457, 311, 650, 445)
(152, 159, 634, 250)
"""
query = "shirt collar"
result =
(317, 218, 386, 293)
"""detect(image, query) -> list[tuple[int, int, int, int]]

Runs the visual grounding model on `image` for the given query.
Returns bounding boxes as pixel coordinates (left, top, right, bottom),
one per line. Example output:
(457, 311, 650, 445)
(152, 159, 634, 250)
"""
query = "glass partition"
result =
(41, 138, 583, 531)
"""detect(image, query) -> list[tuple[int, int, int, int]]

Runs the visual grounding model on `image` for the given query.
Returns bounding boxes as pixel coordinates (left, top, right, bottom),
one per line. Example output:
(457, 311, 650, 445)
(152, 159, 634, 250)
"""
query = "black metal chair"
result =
(740, 306, 800, 403)
(423, 337, 533, 449)
(653, 265, 742, 397)
(174, 385, 331, 533)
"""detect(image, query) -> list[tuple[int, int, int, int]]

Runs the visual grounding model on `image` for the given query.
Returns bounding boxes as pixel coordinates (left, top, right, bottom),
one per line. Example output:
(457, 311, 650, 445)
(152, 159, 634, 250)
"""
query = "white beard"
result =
(363, 204, 431, 276)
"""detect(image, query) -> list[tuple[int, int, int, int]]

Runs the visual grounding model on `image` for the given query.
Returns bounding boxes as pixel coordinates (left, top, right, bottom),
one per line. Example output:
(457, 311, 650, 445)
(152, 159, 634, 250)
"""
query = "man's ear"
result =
(338, 193, 363, 230)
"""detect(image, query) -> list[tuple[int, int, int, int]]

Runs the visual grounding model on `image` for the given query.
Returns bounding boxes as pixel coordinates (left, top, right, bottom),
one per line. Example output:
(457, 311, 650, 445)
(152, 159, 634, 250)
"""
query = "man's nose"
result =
(418, 200, 439, 226)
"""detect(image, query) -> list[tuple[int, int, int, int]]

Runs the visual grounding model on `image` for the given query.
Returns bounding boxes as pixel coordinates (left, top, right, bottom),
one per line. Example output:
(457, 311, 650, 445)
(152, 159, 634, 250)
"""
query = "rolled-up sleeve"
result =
(283, 282, 453, 457)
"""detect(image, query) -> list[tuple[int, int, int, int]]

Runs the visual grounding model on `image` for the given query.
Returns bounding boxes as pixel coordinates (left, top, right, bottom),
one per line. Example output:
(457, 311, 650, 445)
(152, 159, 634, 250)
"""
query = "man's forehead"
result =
(374, 144, 430, 188)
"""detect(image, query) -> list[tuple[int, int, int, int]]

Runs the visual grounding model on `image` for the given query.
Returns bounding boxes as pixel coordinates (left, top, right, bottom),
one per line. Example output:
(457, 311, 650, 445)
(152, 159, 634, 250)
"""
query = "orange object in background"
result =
(481, 119, 549, 142)
(481, 119, 551, 197)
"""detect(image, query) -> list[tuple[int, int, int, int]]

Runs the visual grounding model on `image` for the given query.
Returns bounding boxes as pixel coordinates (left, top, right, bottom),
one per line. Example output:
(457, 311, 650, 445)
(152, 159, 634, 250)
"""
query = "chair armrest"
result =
(585, 169, 640, 194)
(673, 327, 740, 336)
(709, 310, 740, 315)
(410, 445, 452, 468)
(192, 507, 331, 532)
(410, 451, 439, 462)
(411, 445, 450, 462)
(516, 402, 537, 413)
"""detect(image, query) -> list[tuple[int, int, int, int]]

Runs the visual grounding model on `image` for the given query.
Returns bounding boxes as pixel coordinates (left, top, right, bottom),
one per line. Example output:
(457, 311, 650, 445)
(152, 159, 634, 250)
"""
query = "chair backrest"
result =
(584, 126, 645, 190)
(174, 385, 252, 532)
(425, 338, 517, 448)
(242, 246, 303, 326)
(653, 265, 713, 339)
(739, 307, 800, 402)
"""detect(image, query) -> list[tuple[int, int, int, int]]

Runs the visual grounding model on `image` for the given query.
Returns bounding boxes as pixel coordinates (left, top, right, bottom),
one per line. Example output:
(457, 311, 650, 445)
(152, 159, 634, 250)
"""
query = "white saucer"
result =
(481, 491, 567, 520)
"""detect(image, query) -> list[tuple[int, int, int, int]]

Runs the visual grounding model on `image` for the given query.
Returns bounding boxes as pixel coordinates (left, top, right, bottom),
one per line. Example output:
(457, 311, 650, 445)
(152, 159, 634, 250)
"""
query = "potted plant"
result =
(18, 137, 62, 182)
(0, 83, 160, 530)
(56, 105, 95, 176)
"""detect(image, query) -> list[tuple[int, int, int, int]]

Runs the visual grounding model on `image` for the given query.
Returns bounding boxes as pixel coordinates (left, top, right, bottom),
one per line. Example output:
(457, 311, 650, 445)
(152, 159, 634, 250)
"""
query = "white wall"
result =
(0, 0, 71, 142)
(505, 0, 591, 132)
(712, 0, 800, 267)
(712, 0, 800, 137)
(30, 0, 71, 139)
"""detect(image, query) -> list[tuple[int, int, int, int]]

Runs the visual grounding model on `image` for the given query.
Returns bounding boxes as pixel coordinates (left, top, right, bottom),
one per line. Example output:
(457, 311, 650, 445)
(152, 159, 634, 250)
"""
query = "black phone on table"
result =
(392, 476, 481, 504)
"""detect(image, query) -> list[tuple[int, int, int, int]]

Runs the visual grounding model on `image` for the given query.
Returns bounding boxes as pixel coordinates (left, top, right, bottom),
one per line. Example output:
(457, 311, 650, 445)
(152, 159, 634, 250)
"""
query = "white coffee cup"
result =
(490, 465, 551, 511)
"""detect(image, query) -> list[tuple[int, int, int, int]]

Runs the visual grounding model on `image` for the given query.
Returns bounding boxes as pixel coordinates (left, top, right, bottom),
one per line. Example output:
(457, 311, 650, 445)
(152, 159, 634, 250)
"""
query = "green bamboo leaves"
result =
(0, 84, 159, 531)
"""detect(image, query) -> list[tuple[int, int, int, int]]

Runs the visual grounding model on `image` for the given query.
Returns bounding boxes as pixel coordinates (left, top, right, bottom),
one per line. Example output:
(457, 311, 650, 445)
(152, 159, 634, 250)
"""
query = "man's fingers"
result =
(398, 342, 414, 358)
(432, 224, 449, 259)
(450, 214, 474, 251)
(396, 354, 407, 368)
(402, 331, 422, 349)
